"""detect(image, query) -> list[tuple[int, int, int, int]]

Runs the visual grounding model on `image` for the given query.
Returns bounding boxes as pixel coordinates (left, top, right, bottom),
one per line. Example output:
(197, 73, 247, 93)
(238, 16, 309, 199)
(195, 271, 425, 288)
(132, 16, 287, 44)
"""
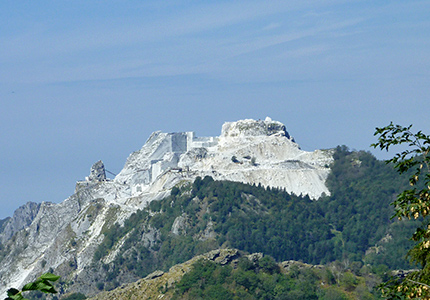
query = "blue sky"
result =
(1, 1, 429, 219)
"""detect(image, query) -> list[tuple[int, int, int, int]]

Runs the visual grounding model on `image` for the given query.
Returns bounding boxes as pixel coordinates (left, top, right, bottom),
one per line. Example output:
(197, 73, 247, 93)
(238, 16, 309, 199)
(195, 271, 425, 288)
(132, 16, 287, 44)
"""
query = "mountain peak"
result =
(113, 117, 331, 203)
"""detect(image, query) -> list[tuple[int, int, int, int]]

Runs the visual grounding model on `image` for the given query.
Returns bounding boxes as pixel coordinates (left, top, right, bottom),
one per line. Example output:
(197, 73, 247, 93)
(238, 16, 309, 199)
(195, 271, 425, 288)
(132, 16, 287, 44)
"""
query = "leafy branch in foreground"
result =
(372, 122, 430, 299)
(5, 273, 60, 300)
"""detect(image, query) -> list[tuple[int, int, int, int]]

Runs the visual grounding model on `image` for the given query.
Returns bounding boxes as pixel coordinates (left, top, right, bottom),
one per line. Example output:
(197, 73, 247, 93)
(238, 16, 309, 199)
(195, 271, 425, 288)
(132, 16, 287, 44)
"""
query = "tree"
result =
(372, 122, 430, 299)
(4, 273, 60, 300)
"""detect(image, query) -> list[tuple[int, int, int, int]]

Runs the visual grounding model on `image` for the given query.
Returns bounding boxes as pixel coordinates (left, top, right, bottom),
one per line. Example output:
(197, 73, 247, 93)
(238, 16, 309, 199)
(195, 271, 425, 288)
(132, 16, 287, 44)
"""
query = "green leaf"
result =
(36, 281, 57, 293)
(21, 282, 38, 291)
(4, 273, 60, 300)
(5, 292, 27, 300)
(38, 273, 61, 282)
(6, 288, 20, 296)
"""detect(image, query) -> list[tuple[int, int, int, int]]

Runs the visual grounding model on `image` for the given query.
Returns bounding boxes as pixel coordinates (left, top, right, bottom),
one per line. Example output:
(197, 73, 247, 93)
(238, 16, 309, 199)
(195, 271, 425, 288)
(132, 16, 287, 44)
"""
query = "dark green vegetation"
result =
(170, 256, 377, 300)
(91, 146, 417, 296)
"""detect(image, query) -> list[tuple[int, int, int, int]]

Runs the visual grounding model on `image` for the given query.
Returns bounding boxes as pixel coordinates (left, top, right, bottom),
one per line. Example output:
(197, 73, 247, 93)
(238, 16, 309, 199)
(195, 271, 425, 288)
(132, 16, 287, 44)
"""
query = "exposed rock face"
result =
(115, 117, 332, 201)
(0, 202, 41, 244)
(88, 160, 106, 182)
(0, 118, 333, 298)
(171, 214, 188, 235)
(75, 160, 107, 192)
(221, 117, 291, 139)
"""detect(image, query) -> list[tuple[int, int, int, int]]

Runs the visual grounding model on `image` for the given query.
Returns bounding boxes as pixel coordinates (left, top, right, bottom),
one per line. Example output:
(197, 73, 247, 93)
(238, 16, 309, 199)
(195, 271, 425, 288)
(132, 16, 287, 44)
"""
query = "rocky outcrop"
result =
(171, 214, 189, 235)
(0, 202, 41, 244)
(88, 160, 106, 182)
(75, 161, 107, 192)
(221, 117, 291, 139)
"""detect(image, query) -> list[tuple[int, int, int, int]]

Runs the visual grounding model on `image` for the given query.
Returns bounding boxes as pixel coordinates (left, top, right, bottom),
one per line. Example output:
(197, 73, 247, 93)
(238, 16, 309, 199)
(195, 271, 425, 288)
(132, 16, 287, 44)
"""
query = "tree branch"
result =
(406, 279, 430, 289)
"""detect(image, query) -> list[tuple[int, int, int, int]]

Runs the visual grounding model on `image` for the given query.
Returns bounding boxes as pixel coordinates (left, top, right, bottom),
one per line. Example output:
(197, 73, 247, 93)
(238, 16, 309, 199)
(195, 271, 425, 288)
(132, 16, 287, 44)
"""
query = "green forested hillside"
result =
(90, 146, 417, 295)
(319, 146, 418, 269)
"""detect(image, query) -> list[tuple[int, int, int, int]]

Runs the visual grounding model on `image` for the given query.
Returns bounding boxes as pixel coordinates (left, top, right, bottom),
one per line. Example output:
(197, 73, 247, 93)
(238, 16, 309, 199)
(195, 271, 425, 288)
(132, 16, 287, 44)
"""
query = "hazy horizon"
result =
(1, 1, 429, 219)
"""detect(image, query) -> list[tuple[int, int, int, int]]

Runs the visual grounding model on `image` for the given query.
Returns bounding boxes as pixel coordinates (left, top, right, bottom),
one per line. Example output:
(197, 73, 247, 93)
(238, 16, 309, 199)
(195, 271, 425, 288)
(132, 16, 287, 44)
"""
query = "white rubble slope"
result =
(115, 117, 333, 201)
(0, 117, 333, 298)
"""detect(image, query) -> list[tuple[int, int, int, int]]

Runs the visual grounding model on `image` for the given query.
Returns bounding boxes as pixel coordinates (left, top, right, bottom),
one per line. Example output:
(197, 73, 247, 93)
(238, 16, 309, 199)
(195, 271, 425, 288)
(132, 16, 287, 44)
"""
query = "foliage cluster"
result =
(371, 123, 430, 299)
(4, 273, 60, 300)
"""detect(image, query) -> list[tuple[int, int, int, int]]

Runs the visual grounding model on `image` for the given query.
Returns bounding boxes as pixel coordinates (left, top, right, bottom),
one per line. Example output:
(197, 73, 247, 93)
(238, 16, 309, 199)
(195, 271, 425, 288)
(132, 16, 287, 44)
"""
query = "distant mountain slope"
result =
(87, 176, 336, 295)
(0, 118, 333, 298)
(0, 202, 40, 244)
(86, 154, 414, 297)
